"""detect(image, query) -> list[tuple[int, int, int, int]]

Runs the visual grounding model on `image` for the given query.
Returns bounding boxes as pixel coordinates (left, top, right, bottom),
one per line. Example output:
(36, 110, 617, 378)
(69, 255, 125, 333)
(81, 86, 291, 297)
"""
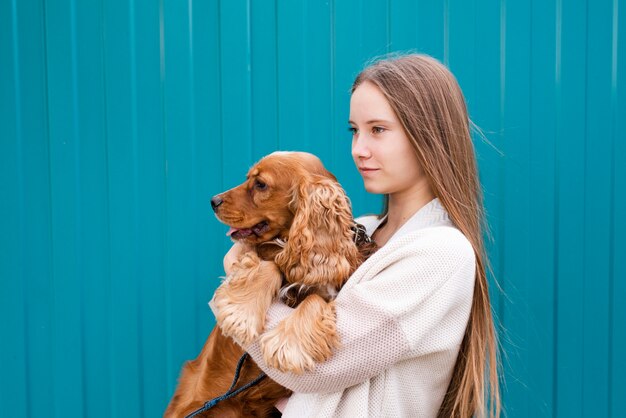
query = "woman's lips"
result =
(359, 167, 379, 175)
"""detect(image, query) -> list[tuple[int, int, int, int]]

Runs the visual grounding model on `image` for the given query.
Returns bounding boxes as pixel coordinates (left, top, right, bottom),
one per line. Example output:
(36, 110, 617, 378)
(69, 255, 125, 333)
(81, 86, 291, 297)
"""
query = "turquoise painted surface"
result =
(1, 0, 623, 416)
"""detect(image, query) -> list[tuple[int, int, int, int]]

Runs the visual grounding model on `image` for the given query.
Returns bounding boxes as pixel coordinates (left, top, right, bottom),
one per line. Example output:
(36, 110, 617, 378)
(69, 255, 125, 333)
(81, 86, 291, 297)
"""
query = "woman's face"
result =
(349, 81, 427, 196)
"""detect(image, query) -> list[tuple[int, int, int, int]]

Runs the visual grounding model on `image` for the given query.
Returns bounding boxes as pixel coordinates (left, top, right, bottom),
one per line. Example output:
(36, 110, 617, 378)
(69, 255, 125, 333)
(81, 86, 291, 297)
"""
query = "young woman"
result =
(224, 54, 500, 418)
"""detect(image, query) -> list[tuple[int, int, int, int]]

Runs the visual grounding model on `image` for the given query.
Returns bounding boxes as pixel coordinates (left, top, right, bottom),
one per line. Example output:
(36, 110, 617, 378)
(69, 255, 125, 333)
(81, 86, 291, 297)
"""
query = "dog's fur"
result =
(164, 152, 375, 417)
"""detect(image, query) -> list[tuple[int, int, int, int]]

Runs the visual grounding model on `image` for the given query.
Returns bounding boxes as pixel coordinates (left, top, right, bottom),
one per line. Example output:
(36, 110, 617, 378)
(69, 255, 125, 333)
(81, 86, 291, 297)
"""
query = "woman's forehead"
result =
(349, 82, 397, 123)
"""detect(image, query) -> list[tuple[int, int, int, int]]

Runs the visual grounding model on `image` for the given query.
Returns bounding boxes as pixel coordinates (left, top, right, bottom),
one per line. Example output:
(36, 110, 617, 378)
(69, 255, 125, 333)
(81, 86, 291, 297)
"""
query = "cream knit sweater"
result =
(246, 198, 476, 417)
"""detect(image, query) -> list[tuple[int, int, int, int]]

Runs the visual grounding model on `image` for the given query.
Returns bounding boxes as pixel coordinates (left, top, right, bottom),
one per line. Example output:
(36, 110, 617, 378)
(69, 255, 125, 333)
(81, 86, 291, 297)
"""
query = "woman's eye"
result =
(254, 180, 267, 190)
(372, 126, 386, 134)
(348, 126, 358, 135)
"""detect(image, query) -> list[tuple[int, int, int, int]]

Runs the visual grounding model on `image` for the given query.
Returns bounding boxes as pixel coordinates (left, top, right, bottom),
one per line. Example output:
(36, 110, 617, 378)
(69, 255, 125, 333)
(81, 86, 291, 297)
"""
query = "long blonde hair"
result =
(352, 54, 501, 418)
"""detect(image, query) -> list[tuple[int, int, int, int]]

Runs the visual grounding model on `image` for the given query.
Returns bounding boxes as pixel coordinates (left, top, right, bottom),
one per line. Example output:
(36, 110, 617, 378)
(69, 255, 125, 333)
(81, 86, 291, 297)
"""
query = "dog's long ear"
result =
(275, 176, 361, 288)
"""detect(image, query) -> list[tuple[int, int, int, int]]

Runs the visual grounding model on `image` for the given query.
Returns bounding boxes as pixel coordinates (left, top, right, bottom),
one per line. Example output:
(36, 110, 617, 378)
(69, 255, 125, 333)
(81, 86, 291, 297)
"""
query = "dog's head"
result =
(211, 151, 362, 288)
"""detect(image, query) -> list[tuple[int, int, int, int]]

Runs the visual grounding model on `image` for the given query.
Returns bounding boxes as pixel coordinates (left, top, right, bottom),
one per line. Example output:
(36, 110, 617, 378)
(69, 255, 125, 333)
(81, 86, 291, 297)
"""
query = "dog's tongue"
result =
(227, 227, 253, 238)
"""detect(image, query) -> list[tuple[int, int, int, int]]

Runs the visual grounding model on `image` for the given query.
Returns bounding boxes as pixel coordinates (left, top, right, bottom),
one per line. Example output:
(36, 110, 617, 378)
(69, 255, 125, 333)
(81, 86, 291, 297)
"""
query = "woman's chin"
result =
(362, 182, 387, 195)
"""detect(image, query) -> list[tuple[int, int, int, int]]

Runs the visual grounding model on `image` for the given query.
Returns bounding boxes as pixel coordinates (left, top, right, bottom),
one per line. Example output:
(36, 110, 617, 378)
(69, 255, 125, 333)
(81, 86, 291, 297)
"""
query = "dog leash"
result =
(185, 353, 267, 418)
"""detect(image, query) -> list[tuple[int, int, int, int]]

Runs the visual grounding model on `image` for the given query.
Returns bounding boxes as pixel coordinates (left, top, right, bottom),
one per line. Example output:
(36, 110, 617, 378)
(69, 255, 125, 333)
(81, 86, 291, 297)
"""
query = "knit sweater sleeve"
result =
(246, 226, 476, 394)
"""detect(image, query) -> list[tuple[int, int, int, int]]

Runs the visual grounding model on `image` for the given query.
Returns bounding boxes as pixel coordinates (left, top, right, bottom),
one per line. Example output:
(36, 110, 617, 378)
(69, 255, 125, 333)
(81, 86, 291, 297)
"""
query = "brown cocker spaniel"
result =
(164, 151, 375, 417)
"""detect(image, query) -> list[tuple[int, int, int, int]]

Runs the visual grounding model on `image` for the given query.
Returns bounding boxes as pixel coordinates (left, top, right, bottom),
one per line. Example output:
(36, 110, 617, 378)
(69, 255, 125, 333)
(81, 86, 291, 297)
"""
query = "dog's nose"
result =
(210, 196, 223, 211)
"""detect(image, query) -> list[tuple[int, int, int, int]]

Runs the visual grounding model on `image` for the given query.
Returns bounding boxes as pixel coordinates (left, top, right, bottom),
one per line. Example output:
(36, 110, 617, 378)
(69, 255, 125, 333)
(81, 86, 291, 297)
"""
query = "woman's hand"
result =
(223, 241, 251, 274)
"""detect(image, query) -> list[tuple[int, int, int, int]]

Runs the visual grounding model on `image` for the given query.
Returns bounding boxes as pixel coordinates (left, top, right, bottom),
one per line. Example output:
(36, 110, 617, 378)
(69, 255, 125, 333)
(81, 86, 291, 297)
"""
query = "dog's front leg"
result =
(260, 294, 339, 374)
(212, 251, 282, 347)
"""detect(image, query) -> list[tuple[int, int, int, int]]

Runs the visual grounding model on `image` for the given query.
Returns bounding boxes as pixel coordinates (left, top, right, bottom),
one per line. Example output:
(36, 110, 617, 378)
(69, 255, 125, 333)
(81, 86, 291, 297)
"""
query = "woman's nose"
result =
(351, 135, 371, 159)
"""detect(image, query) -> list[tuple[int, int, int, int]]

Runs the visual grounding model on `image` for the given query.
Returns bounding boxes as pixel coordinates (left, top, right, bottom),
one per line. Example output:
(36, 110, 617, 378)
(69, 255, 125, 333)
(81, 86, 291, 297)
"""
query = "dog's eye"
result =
(254, 179, 268, 191)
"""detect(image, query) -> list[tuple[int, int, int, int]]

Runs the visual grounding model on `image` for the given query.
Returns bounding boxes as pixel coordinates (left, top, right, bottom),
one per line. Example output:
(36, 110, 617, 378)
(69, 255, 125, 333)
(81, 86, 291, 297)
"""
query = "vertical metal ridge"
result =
(44, 6, 57, 413)
(216, 0, 224, 193)
(247, 0, 252, 161)
(553, 0, 562, 415)
(581, 0, 589, 406)
(217, 0, 224, 185)
(273, 0, 279, 150)
(218, 0, 225, 182)
(187, 0, 204, 346)
(330, 0, 335, 167)
(158, 0, 173, 386)
(498, 0, 507, 319)
(68, 0, 87, 414)
(473, 0, 478, 97)
(607, 0, 618, 414)
(98, 0, 113, 410)
(443, 0, 449, 65)
(10, 0, 30, 414)
(302, 1, 309, 150)
(128, 0, 144, 413)
(40, 0, 56, 413)
(40, 0, 58, 415)
(386, 0, 390, 53)
(187, 0, 200, 346)
(273, 0, 279, 149)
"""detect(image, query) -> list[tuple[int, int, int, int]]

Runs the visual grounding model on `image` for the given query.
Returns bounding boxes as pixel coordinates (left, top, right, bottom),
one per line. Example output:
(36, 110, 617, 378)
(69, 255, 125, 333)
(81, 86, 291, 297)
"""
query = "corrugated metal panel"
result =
(0, 0, 623, 416)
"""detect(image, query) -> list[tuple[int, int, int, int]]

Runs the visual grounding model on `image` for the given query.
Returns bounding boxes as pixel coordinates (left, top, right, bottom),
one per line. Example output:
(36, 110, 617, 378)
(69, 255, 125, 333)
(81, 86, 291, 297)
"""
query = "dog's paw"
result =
(212, 286, 264, 347)
(228, 251, 262, 278)
(260, 297, 339, 374)
(212, 253, 282, 347)
(260, 324, 317, 374)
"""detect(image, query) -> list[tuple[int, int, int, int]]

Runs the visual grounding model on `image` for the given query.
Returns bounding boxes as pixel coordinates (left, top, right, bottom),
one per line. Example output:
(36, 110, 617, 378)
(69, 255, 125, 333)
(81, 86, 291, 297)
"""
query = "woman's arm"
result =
(246, 227, 476, 394)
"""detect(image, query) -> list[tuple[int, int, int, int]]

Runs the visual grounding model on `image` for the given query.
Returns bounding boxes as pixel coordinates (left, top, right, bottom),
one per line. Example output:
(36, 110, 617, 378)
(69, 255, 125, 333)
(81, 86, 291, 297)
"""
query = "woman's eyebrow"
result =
(348, 119, 393, 125)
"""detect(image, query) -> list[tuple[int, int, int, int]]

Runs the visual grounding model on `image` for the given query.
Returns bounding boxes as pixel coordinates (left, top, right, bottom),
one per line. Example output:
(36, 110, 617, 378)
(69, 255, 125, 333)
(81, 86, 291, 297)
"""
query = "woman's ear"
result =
(275, 176, 361, 288)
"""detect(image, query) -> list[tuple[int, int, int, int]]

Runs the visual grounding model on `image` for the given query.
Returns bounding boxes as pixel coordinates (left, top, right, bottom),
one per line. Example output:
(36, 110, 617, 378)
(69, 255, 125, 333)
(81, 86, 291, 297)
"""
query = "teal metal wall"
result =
(1, 0, 624, 417)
